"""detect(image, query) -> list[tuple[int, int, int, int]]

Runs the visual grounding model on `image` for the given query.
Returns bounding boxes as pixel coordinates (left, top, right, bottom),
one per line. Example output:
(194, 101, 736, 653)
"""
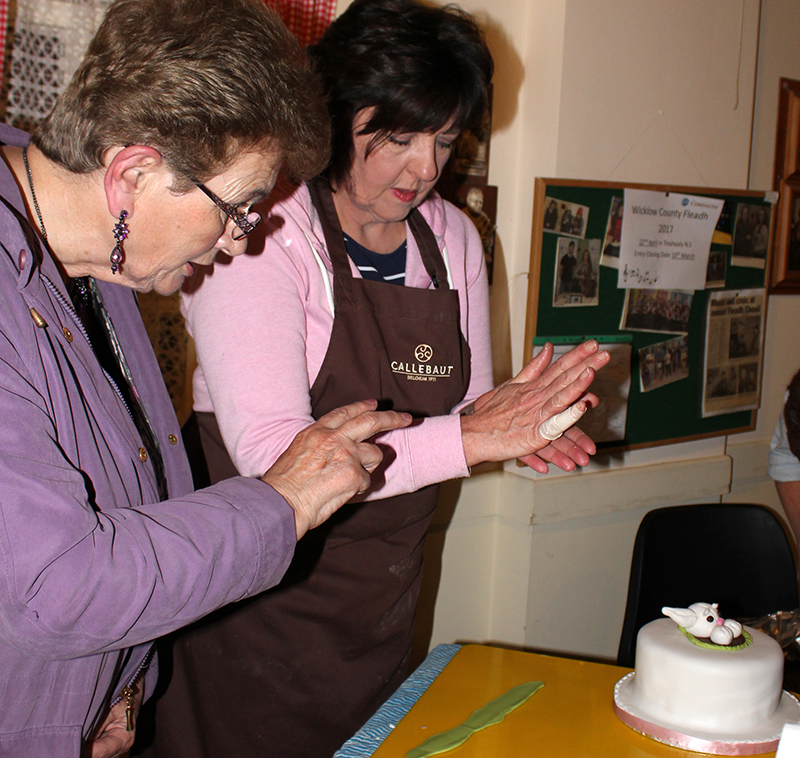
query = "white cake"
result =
(629, 617, 784, 735)
(614, 604, 800, 752)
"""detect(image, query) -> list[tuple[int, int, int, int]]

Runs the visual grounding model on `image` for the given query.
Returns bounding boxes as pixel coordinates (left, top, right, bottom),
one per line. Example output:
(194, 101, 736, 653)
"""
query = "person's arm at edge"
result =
(769, 410, 800, 572)
(776, 480, 800, 557)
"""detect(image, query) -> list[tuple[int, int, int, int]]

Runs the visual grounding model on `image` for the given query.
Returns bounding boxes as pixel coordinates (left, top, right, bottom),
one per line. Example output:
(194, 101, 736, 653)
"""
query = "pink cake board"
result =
(614, 672, 800, 755)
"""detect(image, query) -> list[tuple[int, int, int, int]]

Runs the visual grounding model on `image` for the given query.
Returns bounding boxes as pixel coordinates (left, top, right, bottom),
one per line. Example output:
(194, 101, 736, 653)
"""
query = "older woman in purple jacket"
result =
(0, 1, 418, 755)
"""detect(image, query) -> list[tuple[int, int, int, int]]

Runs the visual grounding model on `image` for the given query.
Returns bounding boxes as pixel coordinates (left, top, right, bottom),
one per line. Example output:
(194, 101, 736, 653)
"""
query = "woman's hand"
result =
(460, 341, 609, 470)
(262, 400, 412, 539)
(466, 383, 593, 471)
(519, 424, 596, 473)
(83, 679, 143, 758)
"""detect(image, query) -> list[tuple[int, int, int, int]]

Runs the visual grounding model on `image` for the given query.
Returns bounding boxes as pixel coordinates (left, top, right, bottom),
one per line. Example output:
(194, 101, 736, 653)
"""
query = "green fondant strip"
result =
(406, 681, 544, 758)
(679, 625, 753, 651)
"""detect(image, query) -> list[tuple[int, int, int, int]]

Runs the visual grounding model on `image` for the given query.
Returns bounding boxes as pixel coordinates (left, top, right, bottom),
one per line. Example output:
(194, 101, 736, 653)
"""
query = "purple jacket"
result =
(0, 125, 296, 756)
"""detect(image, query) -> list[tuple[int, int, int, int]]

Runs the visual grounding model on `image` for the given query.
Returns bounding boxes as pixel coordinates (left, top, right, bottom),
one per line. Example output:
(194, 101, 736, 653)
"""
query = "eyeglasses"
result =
(191, 179, 261, 240)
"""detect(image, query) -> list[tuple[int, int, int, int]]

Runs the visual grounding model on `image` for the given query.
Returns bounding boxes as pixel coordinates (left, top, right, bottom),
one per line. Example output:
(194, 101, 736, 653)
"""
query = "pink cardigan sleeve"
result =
(183, 187, 493, 499)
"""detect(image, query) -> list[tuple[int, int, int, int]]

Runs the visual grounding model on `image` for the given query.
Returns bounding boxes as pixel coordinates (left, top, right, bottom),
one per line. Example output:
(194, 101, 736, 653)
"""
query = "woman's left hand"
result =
(460, 340, 608, 470)
(519, 424, 596, 473)
(83, 679, 143, 758)
(468, 385, 596, 473)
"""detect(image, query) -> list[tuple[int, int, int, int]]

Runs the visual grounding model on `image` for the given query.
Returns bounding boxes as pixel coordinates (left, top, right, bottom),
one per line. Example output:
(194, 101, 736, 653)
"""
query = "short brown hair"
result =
(32, 0, 330, 185)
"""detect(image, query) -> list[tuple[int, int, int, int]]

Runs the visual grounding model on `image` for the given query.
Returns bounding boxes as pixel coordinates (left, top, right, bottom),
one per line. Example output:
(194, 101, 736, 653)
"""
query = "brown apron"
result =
(149, 181, 470, 758)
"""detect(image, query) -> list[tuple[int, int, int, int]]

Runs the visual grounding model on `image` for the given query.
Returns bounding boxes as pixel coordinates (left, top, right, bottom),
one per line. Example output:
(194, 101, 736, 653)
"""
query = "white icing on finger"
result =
(539, 403, 587, 441)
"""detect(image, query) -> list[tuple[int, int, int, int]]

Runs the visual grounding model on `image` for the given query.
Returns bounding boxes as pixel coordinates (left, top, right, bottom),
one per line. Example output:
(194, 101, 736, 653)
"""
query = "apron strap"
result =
(307, 178, 451, 292)
(307, 178, 353, 281)
(406, 206, 450, 290)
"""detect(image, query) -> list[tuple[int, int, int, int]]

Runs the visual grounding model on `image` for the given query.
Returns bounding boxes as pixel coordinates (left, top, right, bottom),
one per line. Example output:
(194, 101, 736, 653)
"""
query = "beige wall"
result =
(338, 0, 800, 663)
(416, 0, 800, 664)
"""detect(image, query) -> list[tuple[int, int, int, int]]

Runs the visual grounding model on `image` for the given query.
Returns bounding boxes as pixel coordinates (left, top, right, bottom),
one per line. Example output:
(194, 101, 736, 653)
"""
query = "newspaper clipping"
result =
(702, 289, 764, 418)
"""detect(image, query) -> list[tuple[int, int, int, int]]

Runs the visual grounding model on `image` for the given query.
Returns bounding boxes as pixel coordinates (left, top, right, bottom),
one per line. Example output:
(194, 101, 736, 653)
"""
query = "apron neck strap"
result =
(406, 206, 449, 289)
(307, 178, 351, 280)
(308, 178, 449, 290)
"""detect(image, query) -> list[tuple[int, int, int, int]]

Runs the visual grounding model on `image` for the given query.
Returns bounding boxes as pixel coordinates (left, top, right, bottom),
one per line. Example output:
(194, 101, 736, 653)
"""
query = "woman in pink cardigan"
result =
(153, 1, 609, 756)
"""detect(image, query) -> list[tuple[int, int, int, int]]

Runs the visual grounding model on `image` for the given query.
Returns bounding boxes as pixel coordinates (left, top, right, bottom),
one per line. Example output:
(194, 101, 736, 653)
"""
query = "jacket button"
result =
(62, 327, 73, 343)
(139, 447, 148, 463)
(168, 434, 178, 445)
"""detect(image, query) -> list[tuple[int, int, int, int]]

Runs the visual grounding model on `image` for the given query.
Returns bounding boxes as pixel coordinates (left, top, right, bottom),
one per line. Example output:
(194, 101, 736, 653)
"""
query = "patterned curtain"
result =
(0, 0, 336, 121)
(0, 0, 112, 131)
(0, 0, 8, 87)
(266, 0, 336, 46)
(0, 0, 336, 423)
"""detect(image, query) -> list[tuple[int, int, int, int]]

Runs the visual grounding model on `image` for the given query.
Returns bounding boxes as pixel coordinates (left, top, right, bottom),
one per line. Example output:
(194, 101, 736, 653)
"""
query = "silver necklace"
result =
(23, 146, 91, 303)
(22, 146, 48, 241)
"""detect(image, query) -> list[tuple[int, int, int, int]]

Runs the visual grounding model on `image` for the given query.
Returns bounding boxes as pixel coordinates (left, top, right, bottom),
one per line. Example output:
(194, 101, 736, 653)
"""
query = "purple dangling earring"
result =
(110, 210, 129, 274)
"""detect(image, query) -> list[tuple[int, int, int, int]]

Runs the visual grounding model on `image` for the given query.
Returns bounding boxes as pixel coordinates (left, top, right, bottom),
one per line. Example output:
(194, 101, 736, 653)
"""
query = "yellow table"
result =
(354, 644, 777, 758)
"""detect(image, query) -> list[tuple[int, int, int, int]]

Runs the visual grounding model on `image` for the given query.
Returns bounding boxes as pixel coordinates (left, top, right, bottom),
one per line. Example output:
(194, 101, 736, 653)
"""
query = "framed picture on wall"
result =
(771, 78, 800, 292)
(772, 179, 800, 290)
(438, 84, 493, 186)
(438, 180, 498, 284)
(774, 78, 800, 183)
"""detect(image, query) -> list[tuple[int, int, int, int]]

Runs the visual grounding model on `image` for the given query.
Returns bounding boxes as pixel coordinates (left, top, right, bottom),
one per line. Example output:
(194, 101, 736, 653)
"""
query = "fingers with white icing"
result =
(538, 401, 588, 441)
(460, 342, 608, 469)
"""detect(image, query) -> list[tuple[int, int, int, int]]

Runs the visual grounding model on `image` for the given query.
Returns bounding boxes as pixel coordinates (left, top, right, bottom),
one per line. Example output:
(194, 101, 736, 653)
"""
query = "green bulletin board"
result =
(524, 178, 775, 449)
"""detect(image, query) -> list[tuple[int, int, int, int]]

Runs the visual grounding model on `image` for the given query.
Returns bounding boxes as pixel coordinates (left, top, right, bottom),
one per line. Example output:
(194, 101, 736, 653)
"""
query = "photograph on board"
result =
(549, 341, 631, 442)
(600, 196, 624, 268)
(711, 200, 733, 246)
(731, 202, 770, 269)
(542, 196, 590, 239)
(553, 238, 600, 307)
(705, 249, 727, 288)
(639, 335, 689, 393)
(620, 288, 692, 334)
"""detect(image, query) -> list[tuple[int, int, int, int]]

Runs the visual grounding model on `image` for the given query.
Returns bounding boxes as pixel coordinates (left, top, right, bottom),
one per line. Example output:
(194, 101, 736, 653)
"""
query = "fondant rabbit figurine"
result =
(662, 602, 743, 645)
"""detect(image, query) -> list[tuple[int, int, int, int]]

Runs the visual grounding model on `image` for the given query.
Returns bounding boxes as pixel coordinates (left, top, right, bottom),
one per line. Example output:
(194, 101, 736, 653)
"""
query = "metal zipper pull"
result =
(121, 685, 135, 731)
(29, 308, 47, 328)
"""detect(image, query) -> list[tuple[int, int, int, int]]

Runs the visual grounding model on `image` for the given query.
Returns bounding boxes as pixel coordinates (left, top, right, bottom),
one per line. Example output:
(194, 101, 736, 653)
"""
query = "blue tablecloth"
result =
(333, 644, 461, 758)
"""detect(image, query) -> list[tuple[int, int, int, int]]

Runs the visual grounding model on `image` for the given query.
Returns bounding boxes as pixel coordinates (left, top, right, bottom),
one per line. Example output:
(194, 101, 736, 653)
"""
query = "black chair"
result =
(617, 503, 799, 668)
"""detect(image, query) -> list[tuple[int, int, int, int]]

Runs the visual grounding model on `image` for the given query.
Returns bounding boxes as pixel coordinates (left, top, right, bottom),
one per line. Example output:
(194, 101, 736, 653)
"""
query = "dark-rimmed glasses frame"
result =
(191, 179, 261, 240)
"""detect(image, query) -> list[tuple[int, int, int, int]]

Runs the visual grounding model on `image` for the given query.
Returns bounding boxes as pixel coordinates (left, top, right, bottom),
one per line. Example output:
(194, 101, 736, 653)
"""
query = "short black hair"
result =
(308, 0, 493, 187)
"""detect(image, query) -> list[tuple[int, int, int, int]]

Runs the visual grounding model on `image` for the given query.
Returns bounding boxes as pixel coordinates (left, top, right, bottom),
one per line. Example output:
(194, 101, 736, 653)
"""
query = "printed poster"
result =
(619, 189, 724, 290)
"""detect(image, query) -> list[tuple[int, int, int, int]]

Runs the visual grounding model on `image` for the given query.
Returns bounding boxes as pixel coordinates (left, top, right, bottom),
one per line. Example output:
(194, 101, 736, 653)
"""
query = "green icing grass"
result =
(406, 681, 544, 758)
(678, 625, 753, 651)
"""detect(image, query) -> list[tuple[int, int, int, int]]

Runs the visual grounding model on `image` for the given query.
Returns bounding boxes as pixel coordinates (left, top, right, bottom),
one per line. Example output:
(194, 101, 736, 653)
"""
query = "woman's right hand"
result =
(261, 400, 412, 539)
(461, 340, 609, 471)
